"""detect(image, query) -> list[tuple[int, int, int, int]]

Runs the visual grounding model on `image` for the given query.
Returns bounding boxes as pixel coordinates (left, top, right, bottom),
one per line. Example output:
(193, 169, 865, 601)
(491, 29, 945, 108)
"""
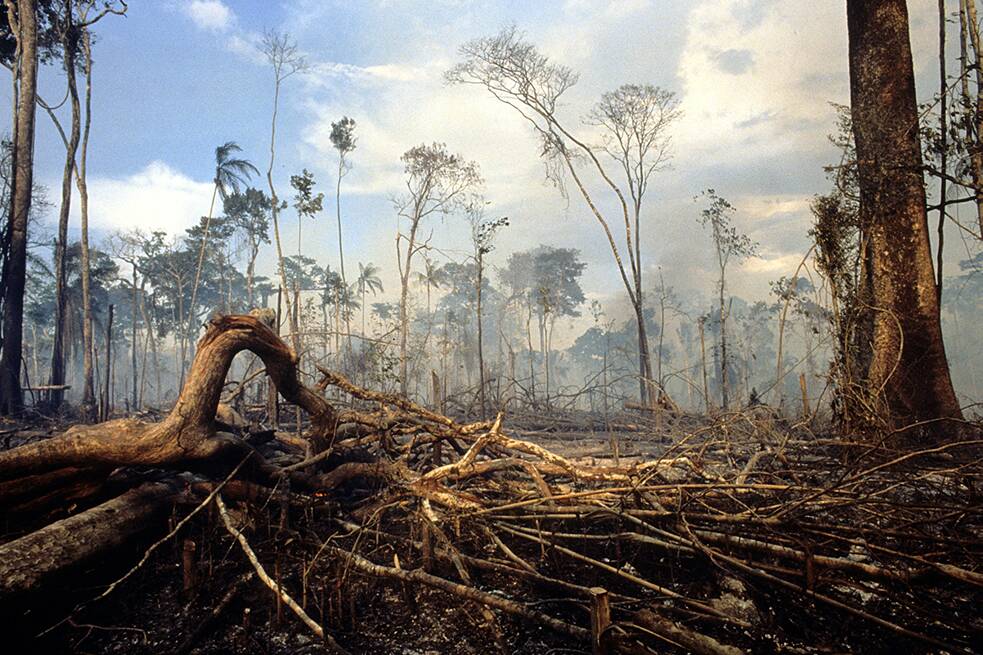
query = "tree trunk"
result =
(847, 0, 963, 433)
(0, 0, 38, 415)
(77, 30, 96, 421)
(398, 218, 421, 397)
(0, 481, 179, 603)
(962, 0, 983, 235)
(719, 281, 729, 410)
(47, 18, 81, 412)
(476, 252, 486, 420)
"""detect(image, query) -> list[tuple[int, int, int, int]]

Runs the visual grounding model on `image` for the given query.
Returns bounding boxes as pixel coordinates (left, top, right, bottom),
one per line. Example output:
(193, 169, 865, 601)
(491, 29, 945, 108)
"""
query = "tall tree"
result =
(846, 0, 963, 432)
(261, 30, 307, 351)
(448, 28, 680, 408)
(0, 0, 39, 415)
(697, 190, 756, 410)
(330, 116, 355, 290)
(469, 207, 508, 419)
(289, 168, 323, 256)
(393, 143, 480, 397)
(224, 187, 272, 308)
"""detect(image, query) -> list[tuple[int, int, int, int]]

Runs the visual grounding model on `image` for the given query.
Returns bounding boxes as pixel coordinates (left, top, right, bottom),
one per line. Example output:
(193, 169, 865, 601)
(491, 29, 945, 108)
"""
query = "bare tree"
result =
(696, 189, 756, 411)
(261, 30, 307, 351)
(393, 143, 480, 397)
(447, 27, 680, 408)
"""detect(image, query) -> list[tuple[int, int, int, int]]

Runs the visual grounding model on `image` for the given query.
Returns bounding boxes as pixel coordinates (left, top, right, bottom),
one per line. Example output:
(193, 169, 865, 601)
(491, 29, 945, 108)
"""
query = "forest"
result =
(0, 1, 980, 653)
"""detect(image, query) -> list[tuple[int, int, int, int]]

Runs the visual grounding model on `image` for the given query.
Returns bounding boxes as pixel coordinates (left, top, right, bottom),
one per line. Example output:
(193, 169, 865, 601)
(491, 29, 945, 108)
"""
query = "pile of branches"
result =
(0, 315, 980, 654)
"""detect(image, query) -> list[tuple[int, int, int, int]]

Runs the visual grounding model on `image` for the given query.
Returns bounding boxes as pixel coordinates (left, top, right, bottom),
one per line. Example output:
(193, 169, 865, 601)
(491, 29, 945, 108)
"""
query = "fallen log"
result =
(0, 481, 179, 602)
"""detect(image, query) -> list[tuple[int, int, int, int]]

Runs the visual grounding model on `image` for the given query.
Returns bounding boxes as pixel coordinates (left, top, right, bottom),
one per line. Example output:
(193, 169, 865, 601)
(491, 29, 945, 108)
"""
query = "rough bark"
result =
(0, 0, 38, 415)
(846, 0, 963, 432)
(0, 481, 179, 602)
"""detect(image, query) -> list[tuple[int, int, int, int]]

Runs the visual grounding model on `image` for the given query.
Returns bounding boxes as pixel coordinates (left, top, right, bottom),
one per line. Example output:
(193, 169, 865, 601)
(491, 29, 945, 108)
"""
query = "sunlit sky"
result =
(13, 0, 970, 340)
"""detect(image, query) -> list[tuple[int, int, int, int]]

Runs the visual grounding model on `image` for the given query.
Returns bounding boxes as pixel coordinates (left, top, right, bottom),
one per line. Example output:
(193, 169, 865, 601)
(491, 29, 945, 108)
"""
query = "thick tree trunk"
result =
(0, 0, 38, 415)
(847, 0, 963, 432)
(0, 481, 178, 602)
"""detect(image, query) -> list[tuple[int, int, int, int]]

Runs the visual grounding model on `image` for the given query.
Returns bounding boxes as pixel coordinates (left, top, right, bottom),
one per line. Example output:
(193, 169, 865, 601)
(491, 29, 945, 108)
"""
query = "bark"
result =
(847, 0, 963, 432)
(0, 481, 179, 602)
(0, 0, 38, 415)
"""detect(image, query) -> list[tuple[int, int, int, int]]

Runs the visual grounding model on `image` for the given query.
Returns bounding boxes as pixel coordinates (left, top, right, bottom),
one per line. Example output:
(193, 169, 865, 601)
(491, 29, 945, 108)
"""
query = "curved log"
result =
(0, 315, 338, 498)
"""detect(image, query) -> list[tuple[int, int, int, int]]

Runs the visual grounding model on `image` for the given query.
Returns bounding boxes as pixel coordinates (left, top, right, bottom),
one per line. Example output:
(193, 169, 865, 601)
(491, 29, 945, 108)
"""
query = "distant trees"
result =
(697, 190, 756, 410)
(846, 0, 963, 433)
(224, 187, 273, 308)
(393, 143, 481, 397)
(500, 245, 586, 407)
(448, 26, 680, 409)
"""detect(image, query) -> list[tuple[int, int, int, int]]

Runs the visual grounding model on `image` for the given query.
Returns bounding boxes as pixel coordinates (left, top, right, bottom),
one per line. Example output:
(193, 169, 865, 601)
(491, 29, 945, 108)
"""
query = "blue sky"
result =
(13, 0, 965, 338)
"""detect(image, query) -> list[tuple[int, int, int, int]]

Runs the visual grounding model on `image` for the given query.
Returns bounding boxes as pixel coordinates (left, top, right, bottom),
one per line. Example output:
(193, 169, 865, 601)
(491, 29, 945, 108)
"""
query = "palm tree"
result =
(356, 262, 383, 338)
(185, 142, 257, 376)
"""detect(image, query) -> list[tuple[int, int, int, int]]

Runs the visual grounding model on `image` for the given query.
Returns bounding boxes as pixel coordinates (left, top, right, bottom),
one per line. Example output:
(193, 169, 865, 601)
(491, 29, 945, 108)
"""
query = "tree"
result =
(0, 0, 39, 415)
(447, 27, 680, 408)
(330, 116, 355, 292)
(846, 0, 963, 433)
(184, 142, 258, 383)
(696, 190, 756, 410)
(393, 142, 481, 397)
(224, 187, 272, 308)
(356, 261, 383, 339)
(469, 207, 508, 418)
(261, 30, 307, 352)
(289, 168, 323, 256)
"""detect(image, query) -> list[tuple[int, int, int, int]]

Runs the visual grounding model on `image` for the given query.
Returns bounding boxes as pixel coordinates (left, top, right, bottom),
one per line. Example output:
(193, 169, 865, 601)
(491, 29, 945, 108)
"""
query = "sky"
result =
(12, 0, 973, 343)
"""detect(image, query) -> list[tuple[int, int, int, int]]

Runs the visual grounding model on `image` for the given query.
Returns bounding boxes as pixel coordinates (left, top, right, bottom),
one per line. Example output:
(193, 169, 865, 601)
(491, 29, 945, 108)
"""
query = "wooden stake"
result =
(182, 538, 197, 597)
(589, 586, 611, 655)
(799, 372, 811, 417)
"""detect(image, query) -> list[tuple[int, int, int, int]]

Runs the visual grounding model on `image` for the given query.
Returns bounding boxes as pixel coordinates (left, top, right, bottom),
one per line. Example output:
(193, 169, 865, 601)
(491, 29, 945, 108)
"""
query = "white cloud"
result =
(182, 0, 234, 32)
(75, 161, 213, 236)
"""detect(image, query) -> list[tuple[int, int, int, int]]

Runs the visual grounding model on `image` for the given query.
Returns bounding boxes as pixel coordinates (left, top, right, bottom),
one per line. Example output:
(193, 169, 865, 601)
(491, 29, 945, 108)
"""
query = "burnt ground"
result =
(2, 411, 982, 655)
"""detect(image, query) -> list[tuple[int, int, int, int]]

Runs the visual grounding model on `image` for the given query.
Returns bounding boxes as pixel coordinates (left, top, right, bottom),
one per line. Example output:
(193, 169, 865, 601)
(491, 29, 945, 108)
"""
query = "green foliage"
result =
(289, 169, 324, 219)
(330, 116, 357, 157)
